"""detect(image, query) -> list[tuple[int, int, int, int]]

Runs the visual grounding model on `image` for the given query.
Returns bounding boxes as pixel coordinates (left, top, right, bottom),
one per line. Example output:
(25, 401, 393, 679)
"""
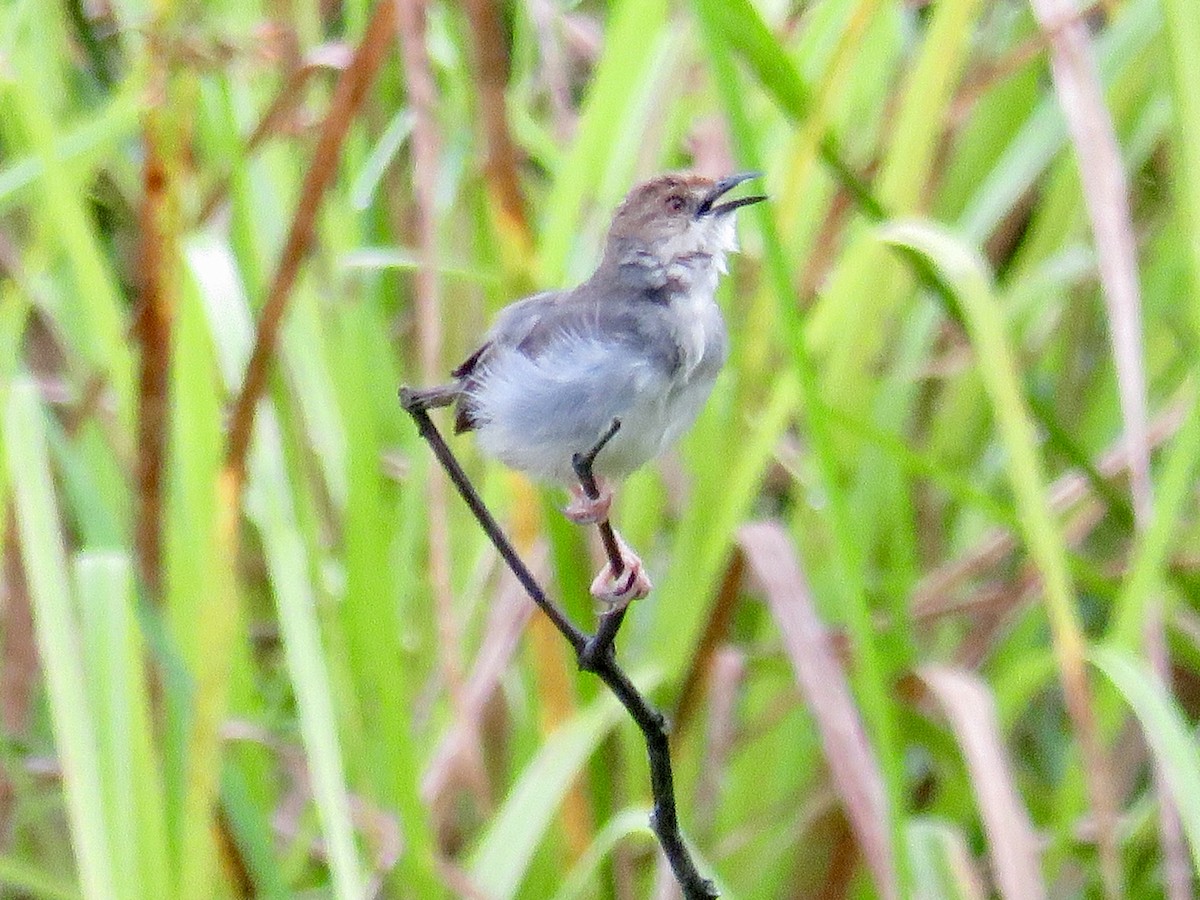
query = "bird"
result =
(435, 172, 764, 605)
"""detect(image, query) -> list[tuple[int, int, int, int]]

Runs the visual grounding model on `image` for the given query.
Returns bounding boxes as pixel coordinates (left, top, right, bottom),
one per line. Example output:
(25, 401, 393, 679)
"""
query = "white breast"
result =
(468, 333, 677, 485)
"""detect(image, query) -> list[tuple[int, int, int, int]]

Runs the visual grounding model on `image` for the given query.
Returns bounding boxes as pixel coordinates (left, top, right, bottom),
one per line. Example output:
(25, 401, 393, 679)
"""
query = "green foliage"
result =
(1, 0, 1199, 897)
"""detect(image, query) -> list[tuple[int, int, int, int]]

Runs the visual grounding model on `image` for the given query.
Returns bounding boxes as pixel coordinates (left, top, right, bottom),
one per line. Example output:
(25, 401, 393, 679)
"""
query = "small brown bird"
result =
(450, 172, 764, 604)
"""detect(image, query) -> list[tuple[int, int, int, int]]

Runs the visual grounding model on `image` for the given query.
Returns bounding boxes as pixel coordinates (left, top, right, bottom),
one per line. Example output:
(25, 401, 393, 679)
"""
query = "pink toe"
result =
(564, 485, 613, 525)
(589, 557, 652, 607)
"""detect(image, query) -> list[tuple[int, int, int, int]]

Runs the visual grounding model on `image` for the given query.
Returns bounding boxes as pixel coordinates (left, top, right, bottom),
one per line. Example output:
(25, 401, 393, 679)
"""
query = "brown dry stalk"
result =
(197, 44, 353, 225)
(212, 12, 394, 882)
(133, 104, 176, 598)
(1029, 1, 1184, 891)
(912, 396, 1189, 620)
(738, 521, 897, 900)
(1029, 0, 1151, 521)
(673, 549, 745, 736)
(223, 0, 396, 492)
(463, 0, 533, 251)
(914, 666, 1046, 900)
(395, 0, 470, 735)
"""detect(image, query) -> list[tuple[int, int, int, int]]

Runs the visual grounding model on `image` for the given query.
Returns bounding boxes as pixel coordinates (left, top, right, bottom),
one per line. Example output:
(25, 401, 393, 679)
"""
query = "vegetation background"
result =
(2, 0, 1199, 897)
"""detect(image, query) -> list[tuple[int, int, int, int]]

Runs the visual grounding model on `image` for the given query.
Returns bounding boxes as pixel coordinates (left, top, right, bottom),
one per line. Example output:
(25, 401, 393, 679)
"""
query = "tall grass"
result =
(1, 0, 1198, 897)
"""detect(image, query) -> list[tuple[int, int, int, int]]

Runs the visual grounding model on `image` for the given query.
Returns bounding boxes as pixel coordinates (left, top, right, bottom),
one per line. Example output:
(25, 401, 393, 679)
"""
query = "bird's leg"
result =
(565, 418, 622, 525)
(564, 478, 613, 525)
(570, 419, 627, 574)
(570, 418, 654, 664)
(590, 530, 653, 607)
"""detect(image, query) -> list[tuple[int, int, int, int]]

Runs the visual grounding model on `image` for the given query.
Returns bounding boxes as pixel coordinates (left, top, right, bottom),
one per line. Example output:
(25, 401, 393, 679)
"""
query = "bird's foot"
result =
(564, 479, 612, 525)
(590, 536, 652, 608)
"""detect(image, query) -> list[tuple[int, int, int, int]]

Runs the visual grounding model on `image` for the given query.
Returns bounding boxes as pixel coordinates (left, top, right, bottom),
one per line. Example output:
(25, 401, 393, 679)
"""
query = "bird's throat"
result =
(666, 276, 725, 379)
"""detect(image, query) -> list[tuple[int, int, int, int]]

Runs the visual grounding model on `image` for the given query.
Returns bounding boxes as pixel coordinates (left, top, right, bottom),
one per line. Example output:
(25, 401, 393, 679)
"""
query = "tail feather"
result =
(453, 399, 478, 434)
(451, 342, 492, 433)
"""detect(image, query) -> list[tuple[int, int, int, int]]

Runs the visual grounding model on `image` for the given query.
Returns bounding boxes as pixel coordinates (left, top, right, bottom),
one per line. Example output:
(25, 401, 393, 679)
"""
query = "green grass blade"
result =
(815, 0, 983, 404)
(218, 766, 291, 900)
(0, 88, 141, 215)
(693, 2, 909, 892)
(1090, 647, 1200, 873)
(0, 855, 81, 900)
(4, 380, 117, 900)
(879, 221, 1090, 675)
(1108, 400, 1200, 647)
(1162, 0, 1200, 339)
(169, 247, 240, 896)
(333, 298, 443, 896)
(906, 818, 986, 900)
(538, 0, 669, 282)
(550, 808, 655, 900)
(187, 236, 367, 899)
(469, 683, 652, 899)
(76, 553, 172, 900)
(956, 0, 1160, 243)
(879, 220, 1112, 878)
(651, 372, 800, 675)
(251, 441, 367, 898)
(0, 62, 133, 420)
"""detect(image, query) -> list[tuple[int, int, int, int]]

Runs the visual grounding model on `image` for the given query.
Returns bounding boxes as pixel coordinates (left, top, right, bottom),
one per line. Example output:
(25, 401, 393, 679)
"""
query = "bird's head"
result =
(601, 172, 765, 282)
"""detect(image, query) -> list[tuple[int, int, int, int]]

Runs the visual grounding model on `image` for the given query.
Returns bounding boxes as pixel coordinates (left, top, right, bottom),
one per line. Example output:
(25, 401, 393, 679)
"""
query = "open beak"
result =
(696, 171, 767, 216)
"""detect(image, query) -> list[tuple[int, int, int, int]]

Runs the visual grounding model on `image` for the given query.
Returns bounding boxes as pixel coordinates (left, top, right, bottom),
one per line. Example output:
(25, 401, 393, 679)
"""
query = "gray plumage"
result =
(451, 172, 762, 487)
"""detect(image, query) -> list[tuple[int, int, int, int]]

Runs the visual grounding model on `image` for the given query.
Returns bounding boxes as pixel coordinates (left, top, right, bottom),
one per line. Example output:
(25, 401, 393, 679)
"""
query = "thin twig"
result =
(400, 387, 586, 650)
(399, 388, 718, 899)
(584, 604, 628, 671)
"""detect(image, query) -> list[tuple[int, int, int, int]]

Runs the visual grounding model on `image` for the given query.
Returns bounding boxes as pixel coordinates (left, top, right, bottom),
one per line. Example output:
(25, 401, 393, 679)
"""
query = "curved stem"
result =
(400, 389, 716, 899)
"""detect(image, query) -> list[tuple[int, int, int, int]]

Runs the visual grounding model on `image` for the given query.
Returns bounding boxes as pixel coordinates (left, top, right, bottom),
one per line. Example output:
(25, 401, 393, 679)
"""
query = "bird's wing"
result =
(453, 291, 681, 434)
(452, 291, 561, 378)
(452, 290, 564, 432)
(513, 299, 681, 373)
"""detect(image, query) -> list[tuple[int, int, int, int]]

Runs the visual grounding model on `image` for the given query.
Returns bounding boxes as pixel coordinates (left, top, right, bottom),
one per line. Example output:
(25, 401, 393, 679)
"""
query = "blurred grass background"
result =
(1, 0, 1199, 897)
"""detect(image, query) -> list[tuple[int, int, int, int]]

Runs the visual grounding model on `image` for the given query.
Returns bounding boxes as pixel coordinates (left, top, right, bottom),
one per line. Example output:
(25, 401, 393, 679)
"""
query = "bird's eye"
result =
(665, 194, 686, 212)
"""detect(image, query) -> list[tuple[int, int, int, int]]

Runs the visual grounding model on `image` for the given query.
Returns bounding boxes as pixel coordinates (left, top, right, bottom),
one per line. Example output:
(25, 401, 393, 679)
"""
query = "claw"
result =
(564, 480, 613, 525)
(590, 534, 652, 608)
